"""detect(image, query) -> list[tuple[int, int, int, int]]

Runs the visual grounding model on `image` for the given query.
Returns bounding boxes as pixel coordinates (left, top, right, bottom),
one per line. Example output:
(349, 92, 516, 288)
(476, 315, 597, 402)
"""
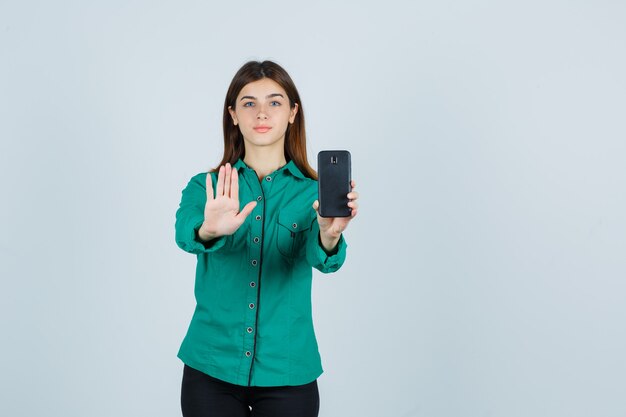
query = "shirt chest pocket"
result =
(276, 209, 313, 258)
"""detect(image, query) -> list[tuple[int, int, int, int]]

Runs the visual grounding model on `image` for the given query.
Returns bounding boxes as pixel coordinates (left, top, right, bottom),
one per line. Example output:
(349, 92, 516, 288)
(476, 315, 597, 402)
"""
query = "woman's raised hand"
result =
(312, 179, 359, 252)
(197, 163, 257, 241)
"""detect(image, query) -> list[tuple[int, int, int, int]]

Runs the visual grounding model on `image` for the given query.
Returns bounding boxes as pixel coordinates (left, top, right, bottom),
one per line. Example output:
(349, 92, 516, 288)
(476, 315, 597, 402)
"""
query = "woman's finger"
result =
(312, 200, 326, 223)
(224, 163, 232, 197)
(206, 172, 215, 201)
(347, 191, 359, 200)
(350, 179, 357, 189)
(231, 167, 239, 202)
(237, 200, 257, 221)
(216, 165, 225, 196)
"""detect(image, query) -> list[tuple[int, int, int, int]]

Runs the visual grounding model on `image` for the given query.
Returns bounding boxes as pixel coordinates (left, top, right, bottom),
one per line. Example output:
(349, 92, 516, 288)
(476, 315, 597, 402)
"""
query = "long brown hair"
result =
(213, 60, 317, 179)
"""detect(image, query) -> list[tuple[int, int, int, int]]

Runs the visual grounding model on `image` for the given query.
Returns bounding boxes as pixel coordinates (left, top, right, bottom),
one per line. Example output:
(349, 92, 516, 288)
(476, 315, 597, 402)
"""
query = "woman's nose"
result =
(257, 103, 269, 119)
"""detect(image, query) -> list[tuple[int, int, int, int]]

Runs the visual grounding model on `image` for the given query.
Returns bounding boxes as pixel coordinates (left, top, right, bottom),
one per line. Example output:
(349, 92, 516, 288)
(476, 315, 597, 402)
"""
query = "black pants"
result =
(181, 365, 320, 417)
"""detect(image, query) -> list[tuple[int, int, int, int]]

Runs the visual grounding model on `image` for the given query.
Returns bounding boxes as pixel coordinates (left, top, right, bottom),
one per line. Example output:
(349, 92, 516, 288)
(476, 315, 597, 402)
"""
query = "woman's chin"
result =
(244, 136, 285, 149)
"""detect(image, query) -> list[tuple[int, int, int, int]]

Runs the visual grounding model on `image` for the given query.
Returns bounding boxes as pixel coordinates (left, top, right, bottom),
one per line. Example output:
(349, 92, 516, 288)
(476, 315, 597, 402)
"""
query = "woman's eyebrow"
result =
(240, 93, 285, 101)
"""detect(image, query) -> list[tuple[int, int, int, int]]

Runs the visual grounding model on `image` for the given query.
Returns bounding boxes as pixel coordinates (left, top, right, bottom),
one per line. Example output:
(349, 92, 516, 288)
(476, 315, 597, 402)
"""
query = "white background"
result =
(1, 1, 625, 416)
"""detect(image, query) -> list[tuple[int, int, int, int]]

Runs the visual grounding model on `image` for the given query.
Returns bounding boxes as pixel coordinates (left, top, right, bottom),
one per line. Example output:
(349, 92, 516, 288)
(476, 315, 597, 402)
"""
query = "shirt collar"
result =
(233, 159, 248, 172)
(283, 160, 306, 179)
(233, 158, 306, 180)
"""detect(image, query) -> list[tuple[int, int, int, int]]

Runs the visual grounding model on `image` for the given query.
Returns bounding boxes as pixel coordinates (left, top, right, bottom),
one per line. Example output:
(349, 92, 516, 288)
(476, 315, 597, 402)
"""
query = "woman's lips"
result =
(253, 126, 272, 133)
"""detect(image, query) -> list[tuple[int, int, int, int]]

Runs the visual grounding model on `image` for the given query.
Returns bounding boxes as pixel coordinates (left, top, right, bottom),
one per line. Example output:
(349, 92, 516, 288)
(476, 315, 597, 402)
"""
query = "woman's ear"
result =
(228, 105, 238, 125)
(289, 103, 298, 124)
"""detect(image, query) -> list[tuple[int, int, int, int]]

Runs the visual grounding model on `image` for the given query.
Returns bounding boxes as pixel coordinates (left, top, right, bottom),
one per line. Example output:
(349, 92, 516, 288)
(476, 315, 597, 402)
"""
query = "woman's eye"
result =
(270, 101, 281, 106)
(243, 102, 254, 107)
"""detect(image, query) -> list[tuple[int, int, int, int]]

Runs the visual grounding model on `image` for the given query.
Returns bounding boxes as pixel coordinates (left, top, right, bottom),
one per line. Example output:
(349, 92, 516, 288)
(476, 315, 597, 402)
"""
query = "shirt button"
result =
(255, 215, 262, 221)
(250, 282, 256, 287)
(257, 195, 262, 201)
(265, 176, 272, 182)
(251, 259, 258, 266)
(249, 303, 255, 309)
(247, 327, 254, 333)
(292, 223, 298, 229)
(245, 351, 251, 357)
(253, 237, 260, 244)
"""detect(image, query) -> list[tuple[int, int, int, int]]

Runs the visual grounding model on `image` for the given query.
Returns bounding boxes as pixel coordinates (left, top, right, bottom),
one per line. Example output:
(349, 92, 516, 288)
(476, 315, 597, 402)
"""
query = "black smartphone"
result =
(317, 150, 352, 218)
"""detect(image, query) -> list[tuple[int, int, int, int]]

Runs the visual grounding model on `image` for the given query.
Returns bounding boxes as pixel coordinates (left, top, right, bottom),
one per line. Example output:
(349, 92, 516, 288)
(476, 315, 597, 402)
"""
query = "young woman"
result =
(175, 60, 359, 417)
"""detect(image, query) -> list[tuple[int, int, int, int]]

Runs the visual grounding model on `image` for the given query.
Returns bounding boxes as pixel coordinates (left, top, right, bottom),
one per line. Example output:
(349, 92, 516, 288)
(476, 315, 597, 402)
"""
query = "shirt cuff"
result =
(176, 214, 228, 254)
(306, 221, 347, 273)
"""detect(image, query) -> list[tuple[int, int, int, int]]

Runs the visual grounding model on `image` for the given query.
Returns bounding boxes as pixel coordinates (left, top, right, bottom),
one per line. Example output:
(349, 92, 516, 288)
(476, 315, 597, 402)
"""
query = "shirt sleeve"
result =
(175, 173, 229, 255)
(305, 219, 347, 273)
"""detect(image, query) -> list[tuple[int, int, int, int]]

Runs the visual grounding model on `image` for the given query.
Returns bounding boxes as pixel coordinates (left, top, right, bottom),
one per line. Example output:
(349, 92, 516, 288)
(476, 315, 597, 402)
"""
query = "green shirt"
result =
(175, 159, 347, 387)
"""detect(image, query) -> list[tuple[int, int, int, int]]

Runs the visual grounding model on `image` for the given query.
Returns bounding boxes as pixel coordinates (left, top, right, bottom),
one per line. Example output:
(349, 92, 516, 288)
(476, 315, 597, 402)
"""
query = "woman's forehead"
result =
(238, 78, 287, 99)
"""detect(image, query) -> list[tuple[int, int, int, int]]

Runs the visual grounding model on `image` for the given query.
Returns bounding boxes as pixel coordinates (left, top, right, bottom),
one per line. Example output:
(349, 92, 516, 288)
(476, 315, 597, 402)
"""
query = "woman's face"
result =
(228, 78, 298, 151)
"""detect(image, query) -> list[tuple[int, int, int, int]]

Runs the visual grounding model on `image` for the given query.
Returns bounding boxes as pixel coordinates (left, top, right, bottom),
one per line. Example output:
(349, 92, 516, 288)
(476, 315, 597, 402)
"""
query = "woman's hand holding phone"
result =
(312, 179, 359, 252)
(198, 163, 257, 242)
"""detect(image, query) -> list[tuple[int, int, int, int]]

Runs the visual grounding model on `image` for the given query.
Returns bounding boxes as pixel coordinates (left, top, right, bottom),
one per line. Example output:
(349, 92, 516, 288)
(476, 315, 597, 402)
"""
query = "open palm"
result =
(198, 163, 257, 240)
